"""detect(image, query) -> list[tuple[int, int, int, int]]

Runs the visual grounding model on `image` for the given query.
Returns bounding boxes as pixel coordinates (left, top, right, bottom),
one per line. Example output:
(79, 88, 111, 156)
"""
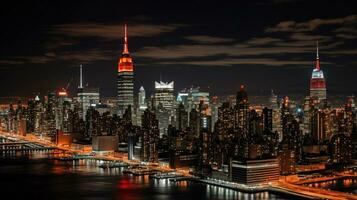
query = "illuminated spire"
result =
(79, 64, 83, 89)
(123, 23, 129, 54)
(316, 41, 319, 59)
(315, 41, 320, 70)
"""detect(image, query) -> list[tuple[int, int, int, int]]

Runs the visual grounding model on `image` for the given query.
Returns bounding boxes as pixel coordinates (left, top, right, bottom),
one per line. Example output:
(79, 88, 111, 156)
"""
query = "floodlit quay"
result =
(1, 131, 356, 200)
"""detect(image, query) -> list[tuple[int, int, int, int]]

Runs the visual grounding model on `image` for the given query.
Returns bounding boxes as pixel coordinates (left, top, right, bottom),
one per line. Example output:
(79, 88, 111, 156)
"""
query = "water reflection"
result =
(306, 178, 357, 194)
(205, 185, 277, 200)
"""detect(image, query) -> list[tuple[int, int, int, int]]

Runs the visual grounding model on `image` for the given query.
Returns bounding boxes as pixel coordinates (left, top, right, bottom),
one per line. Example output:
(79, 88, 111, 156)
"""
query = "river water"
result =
(306, 177, 357, 195)
(0, 151, 301, 200)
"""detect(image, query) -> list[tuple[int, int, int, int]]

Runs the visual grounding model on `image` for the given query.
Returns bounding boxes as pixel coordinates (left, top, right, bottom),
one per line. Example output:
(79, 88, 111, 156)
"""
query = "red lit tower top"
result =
(118, 24, 133, 72)
(310, 42, 326, 89)
(310, 42, 326, 101)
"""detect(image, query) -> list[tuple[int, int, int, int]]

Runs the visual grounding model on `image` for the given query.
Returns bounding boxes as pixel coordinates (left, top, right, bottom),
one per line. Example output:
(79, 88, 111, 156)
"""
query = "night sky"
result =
(1, 0, 356, 98)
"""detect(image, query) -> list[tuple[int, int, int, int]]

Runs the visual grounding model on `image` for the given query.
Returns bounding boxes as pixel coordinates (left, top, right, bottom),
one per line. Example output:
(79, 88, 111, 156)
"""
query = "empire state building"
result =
(310, 42, 327, 102)
(117, 24, 134, 116)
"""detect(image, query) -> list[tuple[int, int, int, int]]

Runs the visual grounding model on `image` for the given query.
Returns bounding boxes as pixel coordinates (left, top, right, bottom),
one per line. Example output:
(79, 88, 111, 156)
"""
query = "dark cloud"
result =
(51, 23, 183, 41)
(154, 58, 330, 67)
(265, 15, 357, 32)
(184, 35, 236, 44)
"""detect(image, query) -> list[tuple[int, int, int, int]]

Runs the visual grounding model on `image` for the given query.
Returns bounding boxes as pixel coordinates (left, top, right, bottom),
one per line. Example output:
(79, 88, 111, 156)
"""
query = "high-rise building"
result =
(141, 109, 159, 163)
(270, 90, 282, 141)
(235, 85, 249, 137)
(117, 24, 134, 117)
(262, 107, 273, 132)
(77, 65, 100, 120)
(303, 96, 312, 136)
(138, 86, 147, 110)
(154, 81, 175, 111)
(310, 42, 327, 102)
(78, 87, 100, 120)
(154, 81, 174, 136)
(135, 86, 147, 126)
(176, 103, 188, 131)
(328, 133, 352, 166)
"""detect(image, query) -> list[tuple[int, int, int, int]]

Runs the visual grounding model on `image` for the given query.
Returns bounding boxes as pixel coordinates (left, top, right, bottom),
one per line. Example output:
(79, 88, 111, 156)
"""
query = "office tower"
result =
(345, 96, 357, 159)
(303, 96, 312, 136)
(270, 90, 282, 141)
(56, 88, 71, 131)
(211, 96, 219, 131)
(199, 127, 212, 172)
(189, 108, 200, 138)
(136, 86, 147, 126)
(141, 109, 159, 162)
(328, 133, 352, 166)
(154, 81, 174, 136)
(311, 109, 324, 143)
(262, 107, 273, 132)
(310, 42, 327, 102)
(154, 81, 174, 111)
(176, 103, 188, 131)
(85, 106, 100, 138)
(235, 85, 249, 137)
(117, 24, 134, 117)
(33, 95, 43, 136)
(127, 131, 135, 160)
(138, 86, 147, 110)
(187, 87, 210, 112)
(213, 102, 235, 168)
(78, 87, 100, 120)
(26, 99, 36, 133)
(77, 65, 100, 120)
(198, 101, 213, 173)
(77, 64, 84, 119)
(45, 92, 57, 138)
(278, 143, 296, 175)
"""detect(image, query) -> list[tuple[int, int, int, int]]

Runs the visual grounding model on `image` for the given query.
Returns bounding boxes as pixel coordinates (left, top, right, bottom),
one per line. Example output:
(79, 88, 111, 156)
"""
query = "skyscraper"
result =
(77, 65, 100, 120)
(141, 109, 159, 163)
(135, 86, 147, 126)
(310, 42, 327, 102)
(235, 85, 249, 137)
(270, 90, 282, 141)
(117, 24, 134, 117)
(154, 81, 174, 136)
(154, 81, 174, 111)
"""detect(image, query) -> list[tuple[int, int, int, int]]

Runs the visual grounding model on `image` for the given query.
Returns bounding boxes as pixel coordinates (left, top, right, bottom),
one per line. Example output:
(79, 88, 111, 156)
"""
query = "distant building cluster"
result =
(0, 26, 356, 186)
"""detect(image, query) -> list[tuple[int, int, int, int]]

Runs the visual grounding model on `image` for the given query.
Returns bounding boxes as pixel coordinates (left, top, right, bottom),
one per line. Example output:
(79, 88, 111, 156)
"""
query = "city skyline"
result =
(1, 0, 357, 97)
(0, 1, 357, 199)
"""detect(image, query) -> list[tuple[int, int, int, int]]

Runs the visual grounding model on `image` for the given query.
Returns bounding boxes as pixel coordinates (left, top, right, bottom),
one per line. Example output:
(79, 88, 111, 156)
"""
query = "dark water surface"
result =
(0, 152, 295, 200)
(306, 178, 357, 194)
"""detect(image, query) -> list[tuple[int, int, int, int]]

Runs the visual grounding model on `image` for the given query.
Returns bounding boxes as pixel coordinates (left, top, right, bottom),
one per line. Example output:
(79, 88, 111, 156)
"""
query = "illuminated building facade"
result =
(235, 85, 249, 139)
(77, 65, 100, 120)
(270, 90, 282, 141)
(328, 133, 352, 166)
(117, 24, 134, 117)
(154, 81, 174, 111)
(135, 86, 147, 126)
(310, 43, 327, 102)
(141, 109, 159, 162)
(78, 87, 100, 121)
(230, 158, 280, 185)
(154, 81, 174, 136)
